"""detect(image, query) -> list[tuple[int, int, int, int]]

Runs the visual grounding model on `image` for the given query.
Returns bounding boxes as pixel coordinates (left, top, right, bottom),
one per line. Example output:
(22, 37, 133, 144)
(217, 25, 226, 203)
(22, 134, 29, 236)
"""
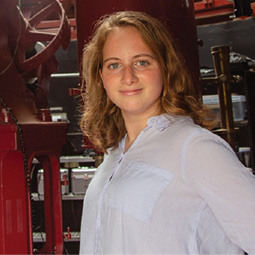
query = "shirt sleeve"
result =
(183, 131, 255, 254)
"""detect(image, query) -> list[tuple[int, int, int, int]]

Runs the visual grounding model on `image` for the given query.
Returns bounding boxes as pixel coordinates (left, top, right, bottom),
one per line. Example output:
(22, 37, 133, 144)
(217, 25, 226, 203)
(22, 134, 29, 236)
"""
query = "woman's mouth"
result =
(120, 88, 143, 96)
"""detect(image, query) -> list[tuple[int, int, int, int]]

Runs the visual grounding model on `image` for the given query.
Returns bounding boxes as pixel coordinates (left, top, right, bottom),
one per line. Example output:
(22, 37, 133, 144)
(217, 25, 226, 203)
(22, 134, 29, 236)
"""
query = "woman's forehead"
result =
(102, 26, 153, 58)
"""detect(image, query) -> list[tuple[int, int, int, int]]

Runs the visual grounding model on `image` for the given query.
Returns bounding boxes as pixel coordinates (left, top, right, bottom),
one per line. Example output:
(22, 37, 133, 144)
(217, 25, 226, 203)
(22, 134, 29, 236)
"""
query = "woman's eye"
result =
(108, 63, 120, 69)
(136, 60, 149, 67)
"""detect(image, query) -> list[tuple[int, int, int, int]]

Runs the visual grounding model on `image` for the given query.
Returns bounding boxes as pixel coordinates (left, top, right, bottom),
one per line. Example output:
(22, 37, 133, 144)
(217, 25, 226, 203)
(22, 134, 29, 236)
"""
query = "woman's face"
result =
(100, 26, 163, 120)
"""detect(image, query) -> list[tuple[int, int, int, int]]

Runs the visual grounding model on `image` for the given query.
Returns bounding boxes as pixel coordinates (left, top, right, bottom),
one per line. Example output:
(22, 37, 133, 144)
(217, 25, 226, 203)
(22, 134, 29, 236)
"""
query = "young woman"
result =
(79, 11, 255, 254)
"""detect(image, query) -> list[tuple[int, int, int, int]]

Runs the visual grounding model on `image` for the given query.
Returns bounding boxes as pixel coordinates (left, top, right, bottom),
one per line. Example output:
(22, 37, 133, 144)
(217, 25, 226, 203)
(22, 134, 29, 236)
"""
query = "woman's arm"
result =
(183, 132, 255, 253)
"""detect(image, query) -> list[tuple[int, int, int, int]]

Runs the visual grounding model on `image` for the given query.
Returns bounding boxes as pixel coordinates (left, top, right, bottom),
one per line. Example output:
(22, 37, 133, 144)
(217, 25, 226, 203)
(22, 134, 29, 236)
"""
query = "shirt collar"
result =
(119, 133, 127, 153)
(118, 114, 192, 152)
(146, 113, 178, 131)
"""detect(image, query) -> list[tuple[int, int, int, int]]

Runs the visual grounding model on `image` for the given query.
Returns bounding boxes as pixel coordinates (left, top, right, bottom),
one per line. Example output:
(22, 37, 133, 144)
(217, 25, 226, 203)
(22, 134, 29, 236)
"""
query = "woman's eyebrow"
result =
(103, 54, 155, 64)
(103, 57, 120, 64)
(133, 54, 155, 59)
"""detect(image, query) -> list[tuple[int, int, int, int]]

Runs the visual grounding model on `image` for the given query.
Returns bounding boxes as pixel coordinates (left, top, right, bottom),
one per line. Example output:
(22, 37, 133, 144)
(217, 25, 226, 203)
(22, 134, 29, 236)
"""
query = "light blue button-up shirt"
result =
(80, 113, 255, 254)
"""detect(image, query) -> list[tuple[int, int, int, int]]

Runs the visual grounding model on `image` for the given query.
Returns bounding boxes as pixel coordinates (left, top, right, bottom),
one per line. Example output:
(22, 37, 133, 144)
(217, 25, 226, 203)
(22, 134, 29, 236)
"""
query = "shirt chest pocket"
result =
(104, 161, 173, 223)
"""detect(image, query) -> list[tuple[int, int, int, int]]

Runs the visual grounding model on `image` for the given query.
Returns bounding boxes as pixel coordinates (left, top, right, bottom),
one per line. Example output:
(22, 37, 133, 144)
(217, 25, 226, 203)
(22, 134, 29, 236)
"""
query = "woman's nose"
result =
(121, 65, 138, 85)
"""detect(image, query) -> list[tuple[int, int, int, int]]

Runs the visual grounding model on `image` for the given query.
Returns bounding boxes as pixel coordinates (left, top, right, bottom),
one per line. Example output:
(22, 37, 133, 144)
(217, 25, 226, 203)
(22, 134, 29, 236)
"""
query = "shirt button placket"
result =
(94, 153, 124, 254)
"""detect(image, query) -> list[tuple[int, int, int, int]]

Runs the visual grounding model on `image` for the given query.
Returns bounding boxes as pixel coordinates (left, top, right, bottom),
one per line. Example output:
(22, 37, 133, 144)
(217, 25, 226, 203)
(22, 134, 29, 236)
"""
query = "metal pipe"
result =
(211, 45, 238, 151)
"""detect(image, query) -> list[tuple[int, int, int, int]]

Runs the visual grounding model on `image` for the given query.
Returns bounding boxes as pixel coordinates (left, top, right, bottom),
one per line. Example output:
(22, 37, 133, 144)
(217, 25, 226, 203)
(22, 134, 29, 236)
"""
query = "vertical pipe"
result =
(211, 45, 238, 151)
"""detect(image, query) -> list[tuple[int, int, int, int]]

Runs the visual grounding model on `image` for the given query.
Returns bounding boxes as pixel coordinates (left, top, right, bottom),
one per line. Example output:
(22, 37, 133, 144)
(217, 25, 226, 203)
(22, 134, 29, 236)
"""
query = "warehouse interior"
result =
(0, 0, 255, 254)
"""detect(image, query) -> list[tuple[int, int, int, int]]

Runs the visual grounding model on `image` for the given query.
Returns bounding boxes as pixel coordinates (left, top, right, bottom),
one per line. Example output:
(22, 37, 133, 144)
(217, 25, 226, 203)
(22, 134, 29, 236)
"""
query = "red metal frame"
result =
(21, 0, 255, 42)
(194, 0, 255, 24)
(0, 125, 32, 254)
(22, 122, 67, 254)
(0, 121, 67, 254)
(35, 18, 77, 41)
(0, 0, 70, 254)
(194, 0, 235, 24)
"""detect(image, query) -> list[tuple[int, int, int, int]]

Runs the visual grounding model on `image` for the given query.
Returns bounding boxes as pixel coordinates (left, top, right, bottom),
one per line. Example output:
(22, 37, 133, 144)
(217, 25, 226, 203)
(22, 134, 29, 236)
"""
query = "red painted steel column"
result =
(37, 154, 64, 255)
(0, 125, 32, 255)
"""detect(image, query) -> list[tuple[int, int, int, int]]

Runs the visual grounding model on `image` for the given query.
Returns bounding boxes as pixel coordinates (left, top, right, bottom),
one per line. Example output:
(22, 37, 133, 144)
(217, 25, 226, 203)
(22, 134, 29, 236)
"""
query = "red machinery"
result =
(1, 0, 201, 254)
(194, 0, 255, 24)
(0, 0, 70, 254)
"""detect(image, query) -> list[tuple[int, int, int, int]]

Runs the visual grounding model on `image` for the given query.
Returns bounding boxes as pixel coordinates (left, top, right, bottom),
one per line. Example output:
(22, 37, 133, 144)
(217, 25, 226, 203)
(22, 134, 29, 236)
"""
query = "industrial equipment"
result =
(0, 0, 70, 253)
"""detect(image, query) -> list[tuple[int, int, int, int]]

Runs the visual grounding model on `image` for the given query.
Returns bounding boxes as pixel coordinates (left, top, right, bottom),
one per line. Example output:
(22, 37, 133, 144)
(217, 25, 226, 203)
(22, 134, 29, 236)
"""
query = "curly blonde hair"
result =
(80, 11, 215, 153)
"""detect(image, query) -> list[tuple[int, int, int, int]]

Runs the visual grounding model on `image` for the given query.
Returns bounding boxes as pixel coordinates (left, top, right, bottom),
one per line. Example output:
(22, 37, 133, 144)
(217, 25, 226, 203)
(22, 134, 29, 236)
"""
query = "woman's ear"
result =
(99, 69, 103, 79)
(99, 69, 105, 88)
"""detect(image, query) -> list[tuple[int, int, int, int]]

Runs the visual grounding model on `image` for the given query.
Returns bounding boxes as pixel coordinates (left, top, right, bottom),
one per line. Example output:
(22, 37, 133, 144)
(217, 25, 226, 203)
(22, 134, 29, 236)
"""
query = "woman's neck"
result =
(122, 112, 155, 152)
(121, 105, 164, 152)
(124, 119, 147, 152)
